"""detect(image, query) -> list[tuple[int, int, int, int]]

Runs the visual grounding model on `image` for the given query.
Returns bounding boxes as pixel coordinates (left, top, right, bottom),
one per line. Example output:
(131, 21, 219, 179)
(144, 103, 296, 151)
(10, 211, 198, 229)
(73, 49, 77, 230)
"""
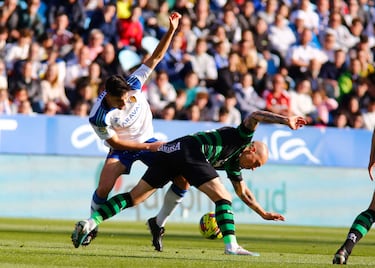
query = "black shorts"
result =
(141, 136, 219, 188)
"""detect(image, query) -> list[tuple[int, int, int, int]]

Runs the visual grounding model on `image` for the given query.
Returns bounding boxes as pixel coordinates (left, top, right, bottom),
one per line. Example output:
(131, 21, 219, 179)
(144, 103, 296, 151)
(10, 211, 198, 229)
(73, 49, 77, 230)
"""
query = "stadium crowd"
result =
(0, 0, 374, 130)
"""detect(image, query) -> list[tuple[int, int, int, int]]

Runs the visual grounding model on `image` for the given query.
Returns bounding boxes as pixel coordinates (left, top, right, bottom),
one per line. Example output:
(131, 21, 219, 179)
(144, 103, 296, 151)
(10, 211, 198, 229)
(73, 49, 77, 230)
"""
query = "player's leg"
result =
(83, 158, 126, 246)
(198, 178, 259, 256)
(91, 158, 127, 214)
(333, 191, 375, 264)
(147, 176, 189, 251)
(72, 179, 156, 248)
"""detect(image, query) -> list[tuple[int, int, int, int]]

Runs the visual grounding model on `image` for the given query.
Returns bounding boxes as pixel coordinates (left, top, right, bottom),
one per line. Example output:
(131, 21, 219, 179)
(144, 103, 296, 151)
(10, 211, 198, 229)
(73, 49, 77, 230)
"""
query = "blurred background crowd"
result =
(0, 0, 375, 129)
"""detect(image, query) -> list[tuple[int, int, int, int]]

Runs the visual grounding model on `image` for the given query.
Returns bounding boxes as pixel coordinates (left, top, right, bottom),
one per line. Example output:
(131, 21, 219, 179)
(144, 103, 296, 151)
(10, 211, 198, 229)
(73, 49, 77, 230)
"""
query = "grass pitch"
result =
(1, 218, 375, 267)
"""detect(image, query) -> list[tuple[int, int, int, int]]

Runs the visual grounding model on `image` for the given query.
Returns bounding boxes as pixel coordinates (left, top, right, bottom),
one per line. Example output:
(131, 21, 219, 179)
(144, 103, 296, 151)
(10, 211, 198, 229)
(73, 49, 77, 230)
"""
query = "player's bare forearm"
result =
(144, 12, 181, 69)
(243, 111, 307, 131)
(231, 180, 266, 216)
(106, 136, 164, 151)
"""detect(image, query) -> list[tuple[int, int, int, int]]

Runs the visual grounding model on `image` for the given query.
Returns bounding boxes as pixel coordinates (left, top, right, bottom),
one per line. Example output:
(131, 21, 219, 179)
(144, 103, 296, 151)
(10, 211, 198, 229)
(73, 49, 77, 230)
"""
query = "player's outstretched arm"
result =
(143, 12, 181, 70)
(243, 110, 307, 132)
(368, 129, 375, 181)
(230, 180, 285, 221)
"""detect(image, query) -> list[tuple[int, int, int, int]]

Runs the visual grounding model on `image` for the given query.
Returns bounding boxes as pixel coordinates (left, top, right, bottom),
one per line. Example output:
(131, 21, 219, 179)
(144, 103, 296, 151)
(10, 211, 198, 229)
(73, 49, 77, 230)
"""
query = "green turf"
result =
(0, 218, 375, 267)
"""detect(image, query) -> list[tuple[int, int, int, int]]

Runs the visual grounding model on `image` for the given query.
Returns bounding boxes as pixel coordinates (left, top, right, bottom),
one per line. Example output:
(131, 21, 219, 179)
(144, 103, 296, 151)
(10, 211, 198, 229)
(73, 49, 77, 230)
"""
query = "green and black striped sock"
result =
(215, 199, 237, 245)
(342, 209, 375, 254)
(92, 193, 133, 225)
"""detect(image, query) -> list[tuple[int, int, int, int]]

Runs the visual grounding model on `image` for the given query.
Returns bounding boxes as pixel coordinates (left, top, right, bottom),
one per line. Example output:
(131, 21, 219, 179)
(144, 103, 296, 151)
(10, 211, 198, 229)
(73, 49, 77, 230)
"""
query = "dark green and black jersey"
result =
(190, 123, 254, 181)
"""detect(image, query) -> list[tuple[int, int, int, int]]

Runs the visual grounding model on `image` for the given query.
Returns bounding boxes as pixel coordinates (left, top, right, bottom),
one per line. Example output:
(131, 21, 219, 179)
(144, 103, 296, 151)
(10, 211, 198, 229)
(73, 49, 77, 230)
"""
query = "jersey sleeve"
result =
(90, 123, 116, 140)
(226, 169, 243, 181)
(125, 64, 153, 91)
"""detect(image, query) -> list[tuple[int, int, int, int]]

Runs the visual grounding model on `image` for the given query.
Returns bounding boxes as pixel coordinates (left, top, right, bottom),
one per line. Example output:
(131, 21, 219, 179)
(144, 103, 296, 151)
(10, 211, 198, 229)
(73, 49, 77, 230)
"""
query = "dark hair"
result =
(105, 75, 131, 97)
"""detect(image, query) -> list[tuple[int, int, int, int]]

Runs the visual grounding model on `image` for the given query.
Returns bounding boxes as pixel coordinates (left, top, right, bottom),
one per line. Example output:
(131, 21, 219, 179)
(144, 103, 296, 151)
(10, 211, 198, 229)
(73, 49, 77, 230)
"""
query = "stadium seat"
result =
(141, 36, 159, 54)
(118, 49, 141, 72)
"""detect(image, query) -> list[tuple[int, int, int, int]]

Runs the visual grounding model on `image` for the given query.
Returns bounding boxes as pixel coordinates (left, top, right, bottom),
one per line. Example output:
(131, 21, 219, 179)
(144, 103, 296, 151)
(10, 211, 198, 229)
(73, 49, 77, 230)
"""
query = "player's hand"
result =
(148, 141, 166, 152)
(169, 12, 181, 30)
(288, 116, 307, 130)
(262, 212, 285, 221)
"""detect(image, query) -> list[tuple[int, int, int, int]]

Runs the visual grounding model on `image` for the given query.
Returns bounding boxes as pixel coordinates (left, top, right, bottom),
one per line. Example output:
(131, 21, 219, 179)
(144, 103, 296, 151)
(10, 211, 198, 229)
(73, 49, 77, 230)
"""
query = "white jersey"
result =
(89, 64, 154, 147)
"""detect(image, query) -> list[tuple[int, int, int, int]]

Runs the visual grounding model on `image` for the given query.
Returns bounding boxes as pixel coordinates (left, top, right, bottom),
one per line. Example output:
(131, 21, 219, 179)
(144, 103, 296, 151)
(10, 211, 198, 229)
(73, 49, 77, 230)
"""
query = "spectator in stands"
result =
(0, 0, 23, 42)
(94, 42, 125, 80)
(186, 38, 218, 88)
(234, 72, 266, 119)
(50, 13, 74, 57)
(256, 0, 278, 25)
(339, 95, 363, 128)
(214, 51, 246, 97)
(362, 98, 375, 130)
(174, 89, 188, 119)
(0, 26, 9, 61)
(39, 45, 66, 85)
(253, 17, 271, 54)
(309, 88, 338, 126)
(332, 110, 350, 128)
(315, 0, 330, 33)
(177, 14, 196, 54)
(338, 57, 363, 102)
(208, 24, 231, 61)
(219, 8, 242, 45)
(0, 87, 12, 115)
(352, 113, 365, 129)
(71, 100, 90, 117)
(268, 13, 297, 60)
(88, 2, 118, 48)
(191, 0, 216, 39)
(43, 100, 59, 116)
(211, 40, 229, 70)
(17, 99, 35, 115)
(192, 88, 214, 121)
(10, 87, 28, 113)
(218, 90, 242, 125)
(156, 1, 170, 34)
(18, 0, 45, 40)
(0, 59, 8, 90)
(47, 0, 86, 35)
(181, 103, 201, 121)
(237, 1, 257, 32)
(318, 48, 347, 98)
(40, 62, 70, 114)
(87, 29, 104, 62)
(64, 45, 91, 102)
(264, 73, 292, 116)
(323, 12, 358, 53)
(237, 37, 259, 73)
(85, 62, 102, 100)
(252, 58, 270, 97)
(179, 70, 205, 108)
(289, 79, 316, 118)
(286, 27, 327, 82)
(156, 32, 191, 88)
(321, 31, 340, 64)
(146, 70, 177, 116)
(290, 0, 320, 35)
(217, 106, 230, 123)
(70, 76, 95, 113)
(117, 5, 143, 51)
(157, 102, 176, 121)
(5, 28, 33, 74)
(9, 60, 43, 113)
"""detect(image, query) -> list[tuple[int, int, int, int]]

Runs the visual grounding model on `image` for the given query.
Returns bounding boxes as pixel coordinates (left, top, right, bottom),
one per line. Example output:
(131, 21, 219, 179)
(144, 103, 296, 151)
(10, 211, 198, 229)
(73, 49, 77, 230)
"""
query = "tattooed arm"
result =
(242, 110, 307, 132)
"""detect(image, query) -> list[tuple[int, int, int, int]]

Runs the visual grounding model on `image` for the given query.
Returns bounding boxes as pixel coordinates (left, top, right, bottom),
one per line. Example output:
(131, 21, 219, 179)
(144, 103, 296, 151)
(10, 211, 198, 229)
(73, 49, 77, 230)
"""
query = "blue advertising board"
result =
(0, 115, 371, 168)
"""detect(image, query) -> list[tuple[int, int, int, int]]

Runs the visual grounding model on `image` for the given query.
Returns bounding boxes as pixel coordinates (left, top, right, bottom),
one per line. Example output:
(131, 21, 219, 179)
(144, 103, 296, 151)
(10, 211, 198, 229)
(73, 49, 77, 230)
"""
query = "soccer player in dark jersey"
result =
(333, 128, 375, 264)
(71, 110, 307, 255)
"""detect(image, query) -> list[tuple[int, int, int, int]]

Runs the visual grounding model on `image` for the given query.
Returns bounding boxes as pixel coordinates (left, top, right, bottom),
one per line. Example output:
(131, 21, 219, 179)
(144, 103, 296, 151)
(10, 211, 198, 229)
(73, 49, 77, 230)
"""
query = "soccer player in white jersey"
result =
(78, 12, 189, 247)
